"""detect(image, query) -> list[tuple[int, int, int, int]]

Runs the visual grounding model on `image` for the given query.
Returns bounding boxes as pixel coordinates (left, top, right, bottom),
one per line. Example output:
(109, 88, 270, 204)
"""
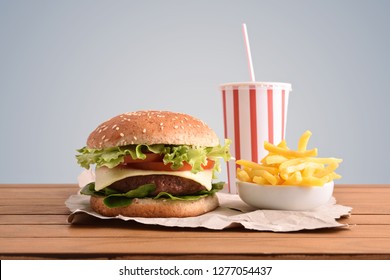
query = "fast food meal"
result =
(76, 110, 231, 218)
(236, 130, 342, 186)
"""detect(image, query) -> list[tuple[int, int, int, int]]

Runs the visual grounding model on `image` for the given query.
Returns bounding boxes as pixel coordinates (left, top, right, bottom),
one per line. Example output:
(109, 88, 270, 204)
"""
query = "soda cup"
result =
(220, 82, 292, 193)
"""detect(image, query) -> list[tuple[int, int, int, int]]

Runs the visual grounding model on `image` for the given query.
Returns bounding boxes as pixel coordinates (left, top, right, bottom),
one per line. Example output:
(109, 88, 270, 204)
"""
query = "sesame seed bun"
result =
(87, 110, 219, 149)
(90, 194, 219, 218)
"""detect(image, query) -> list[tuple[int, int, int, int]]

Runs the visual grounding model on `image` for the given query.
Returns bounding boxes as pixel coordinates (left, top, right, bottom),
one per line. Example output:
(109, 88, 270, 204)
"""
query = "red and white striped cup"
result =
(220, 82, 292, 193)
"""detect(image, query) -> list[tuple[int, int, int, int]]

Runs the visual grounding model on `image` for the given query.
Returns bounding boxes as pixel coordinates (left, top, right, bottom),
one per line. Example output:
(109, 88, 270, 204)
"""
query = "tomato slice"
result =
(122, 153, 163, 164)
(126, 160, 215, 172)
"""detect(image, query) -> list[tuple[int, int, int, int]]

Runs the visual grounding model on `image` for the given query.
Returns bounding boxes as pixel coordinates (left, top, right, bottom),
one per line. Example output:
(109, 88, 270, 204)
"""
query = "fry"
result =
(236, 130, 342, 187)
(298, 130, 312, 151)
(253, 176, 268, 185)
(236, 159, 279, 175)
(264, 141, 318, 158)
(281, 161, 324, 175)
(265, 155, 288, 165)
(307, 157, 343, 164)
(329, 172, 342, 180)
(301, 176, 329, 186)
(283, 171, 303, 185)
(314, 162, 339, 178)
(302, 166, 315, 177)
(236, 169, 251, 182)
(277, 140, 288, 149)
(257, 170, 278, 185)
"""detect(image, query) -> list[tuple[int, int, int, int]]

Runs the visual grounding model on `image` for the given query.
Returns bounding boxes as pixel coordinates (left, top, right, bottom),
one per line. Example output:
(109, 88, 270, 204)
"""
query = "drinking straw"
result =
(242, 23, 256, 81)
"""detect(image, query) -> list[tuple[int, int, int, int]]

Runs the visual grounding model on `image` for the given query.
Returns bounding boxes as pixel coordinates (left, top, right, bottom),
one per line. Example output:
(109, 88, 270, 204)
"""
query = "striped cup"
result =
(220, 82, 292, 193)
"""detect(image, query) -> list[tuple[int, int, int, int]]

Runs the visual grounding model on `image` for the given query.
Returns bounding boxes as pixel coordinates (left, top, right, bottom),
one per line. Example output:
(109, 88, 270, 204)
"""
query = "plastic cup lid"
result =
(220, 81, 292, 91)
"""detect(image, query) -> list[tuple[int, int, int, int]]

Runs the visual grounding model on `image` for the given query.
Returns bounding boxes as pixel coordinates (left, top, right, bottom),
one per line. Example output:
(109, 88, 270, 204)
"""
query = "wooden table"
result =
(1, 184, 389, 259)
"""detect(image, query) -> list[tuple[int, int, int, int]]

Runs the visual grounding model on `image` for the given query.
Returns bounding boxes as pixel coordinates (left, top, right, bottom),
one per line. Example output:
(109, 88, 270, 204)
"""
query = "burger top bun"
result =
(87, 110, 220, 149)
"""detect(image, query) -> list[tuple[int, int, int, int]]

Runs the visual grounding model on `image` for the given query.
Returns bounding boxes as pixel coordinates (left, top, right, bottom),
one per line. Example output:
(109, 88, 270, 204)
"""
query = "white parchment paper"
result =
(65, 193, 352, 232)
(66, 170, 352, 231)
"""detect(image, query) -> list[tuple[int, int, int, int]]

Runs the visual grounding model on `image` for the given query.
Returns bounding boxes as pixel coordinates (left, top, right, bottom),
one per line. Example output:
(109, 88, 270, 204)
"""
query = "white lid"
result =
(220, 81, 292, 91)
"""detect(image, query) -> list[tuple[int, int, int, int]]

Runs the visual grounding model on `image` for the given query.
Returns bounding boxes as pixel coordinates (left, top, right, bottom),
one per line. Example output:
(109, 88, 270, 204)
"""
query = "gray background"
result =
(1, 0, 389, 184)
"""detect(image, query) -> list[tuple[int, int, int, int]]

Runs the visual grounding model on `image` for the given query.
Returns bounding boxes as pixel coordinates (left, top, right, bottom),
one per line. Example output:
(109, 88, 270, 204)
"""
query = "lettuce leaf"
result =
(80, 182, 224, 208)
(76, 140, 231, 178)
(154, 181, 224, 201)
(76, 144, 166, 169)
(103, 184, 156, 208)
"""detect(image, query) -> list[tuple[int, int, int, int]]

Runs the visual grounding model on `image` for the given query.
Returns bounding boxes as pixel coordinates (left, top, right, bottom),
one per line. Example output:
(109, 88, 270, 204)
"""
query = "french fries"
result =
(236, 130, 342, 187)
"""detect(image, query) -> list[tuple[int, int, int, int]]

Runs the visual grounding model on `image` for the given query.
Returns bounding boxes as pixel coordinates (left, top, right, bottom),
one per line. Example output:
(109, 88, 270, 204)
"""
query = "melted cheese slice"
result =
(95, 166, 213, 191)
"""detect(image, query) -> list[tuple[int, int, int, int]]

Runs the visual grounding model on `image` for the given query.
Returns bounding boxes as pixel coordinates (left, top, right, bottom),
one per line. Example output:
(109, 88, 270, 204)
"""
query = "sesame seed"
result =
(180, 125, 184, 129)
(160, 122, 164, 126)
(142, 128, 147, 133)
(120, 133, 124, 137)
(160, 126, 164, 130)
(174, 125, 178, 129)
(101, 135, 105, 140)
(116, 127, 120, 130)
(112, 125, 117, 129)
(133, 136, 137, 140)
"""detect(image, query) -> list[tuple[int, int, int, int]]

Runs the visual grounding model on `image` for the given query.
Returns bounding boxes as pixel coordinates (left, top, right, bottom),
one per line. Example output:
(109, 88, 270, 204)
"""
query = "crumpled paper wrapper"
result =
(66, 173, 352, 232)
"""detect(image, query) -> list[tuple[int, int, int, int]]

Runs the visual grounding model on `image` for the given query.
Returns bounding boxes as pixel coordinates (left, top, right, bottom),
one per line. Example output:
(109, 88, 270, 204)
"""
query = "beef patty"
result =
(108, 175, 207, 196)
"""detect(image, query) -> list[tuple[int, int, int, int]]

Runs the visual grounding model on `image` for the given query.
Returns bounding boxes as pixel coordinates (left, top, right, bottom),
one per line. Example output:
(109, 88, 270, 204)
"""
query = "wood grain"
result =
(1, 184, 390, 259)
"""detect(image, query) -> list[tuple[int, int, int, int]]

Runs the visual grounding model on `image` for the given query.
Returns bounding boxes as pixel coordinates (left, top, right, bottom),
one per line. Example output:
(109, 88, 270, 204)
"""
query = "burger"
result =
(76, 110, 231, 218)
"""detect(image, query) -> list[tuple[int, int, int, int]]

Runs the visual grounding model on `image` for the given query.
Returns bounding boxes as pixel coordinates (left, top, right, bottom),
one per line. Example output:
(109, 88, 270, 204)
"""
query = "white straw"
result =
(242, 23, 256, 81)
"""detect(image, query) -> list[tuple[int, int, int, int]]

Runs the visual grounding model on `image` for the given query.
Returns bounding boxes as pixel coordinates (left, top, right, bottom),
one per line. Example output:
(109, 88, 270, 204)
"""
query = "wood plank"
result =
(0, 184, 388, 194)
(0, 205, 71, 215)
(0, 198, 76, 206)
(2, 192, 390, 214)
(333, 190, 390, 214)
(1, 184, 389, 196)
(0, 184, 78, 188)
(1, 185, 389, 212)
(340, 214, 390, 225)
(335, 184, 390, 189)
(0, 198, 73, 207)
(74, 215, 383, 226)
(0, 213, 388, 226)
(336, 192, 390, 200)
(334, 199, 390, 214)
(1, 252, 390, 260)
(1, 224, 389, 239)
(0, 188, 77, 199)
(1, 184, 388, 191)
(1, 198, 387, 216)
(2, 184, 387, 189)
(1, 184, 389, 259)
(1, 236, 390, 255)
(0, 215, 69, 225)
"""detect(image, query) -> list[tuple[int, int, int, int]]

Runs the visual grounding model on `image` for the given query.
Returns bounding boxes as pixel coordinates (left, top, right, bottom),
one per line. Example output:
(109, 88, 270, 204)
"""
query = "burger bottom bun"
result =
(90, 194, 219, 218)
